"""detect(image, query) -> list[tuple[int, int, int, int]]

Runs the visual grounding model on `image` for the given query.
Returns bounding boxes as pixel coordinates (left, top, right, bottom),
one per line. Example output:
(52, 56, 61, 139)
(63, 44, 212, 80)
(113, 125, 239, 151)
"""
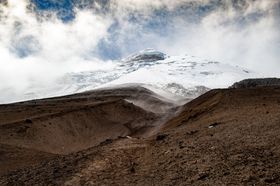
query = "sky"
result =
(0, 0, 279, 100)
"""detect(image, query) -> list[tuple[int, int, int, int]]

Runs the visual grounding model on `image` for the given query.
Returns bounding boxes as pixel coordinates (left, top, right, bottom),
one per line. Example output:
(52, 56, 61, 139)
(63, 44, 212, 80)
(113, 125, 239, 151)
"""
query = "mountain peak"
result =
(125, 49, 166, 63)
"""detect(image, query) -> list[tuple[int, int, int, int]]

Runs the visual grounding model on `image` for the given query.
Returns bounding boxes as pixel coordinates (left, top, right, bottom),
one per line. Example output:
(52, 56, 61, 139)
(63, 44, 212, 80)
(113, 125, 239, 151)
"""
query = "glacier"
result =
(0, 49, 259, 103)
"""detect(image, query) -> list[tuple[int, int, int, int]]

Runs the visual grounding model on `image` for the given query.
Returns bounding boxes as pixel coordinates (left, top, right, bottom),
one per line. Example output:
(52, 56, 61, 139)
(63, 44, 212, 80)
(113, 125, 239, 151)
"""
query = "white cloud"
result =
(0, 0, 279, 102)
(0, 0, 112, 96)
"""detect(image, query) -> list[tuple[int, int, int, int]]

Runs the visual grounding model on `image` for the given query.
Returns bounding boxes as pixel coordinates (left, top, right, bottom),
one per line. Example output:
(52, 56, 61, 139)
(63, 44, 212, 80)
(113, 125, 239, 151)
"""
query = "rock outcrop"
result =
(230, 78, 280, 88)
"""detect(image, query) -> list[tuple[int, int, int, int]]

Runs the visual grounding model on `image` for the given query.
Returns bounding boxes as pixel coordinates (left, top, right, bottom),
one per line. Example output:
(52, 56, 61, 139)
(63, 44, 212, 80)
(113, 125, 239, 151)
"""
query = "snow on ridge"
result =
(0, 50, 260, 104)
(104, 54, 258, 90)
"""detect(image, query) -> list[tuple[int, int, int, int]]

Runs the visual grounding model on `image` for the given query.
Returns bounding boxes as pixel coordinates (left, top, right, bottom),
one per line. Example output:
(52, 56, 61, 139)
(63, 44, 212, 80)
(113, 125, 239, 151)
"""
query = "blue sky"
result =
(0, 0, 278, 63)
(0, 0, 279, 96)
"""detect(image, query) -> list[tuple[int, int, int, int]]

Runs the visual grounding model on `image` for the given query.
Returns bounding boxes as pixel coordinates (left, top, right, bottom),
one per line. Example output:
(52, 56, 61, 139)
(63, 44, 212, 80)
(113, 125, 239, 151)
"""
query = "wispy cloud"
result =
(0, 0, 279, 101)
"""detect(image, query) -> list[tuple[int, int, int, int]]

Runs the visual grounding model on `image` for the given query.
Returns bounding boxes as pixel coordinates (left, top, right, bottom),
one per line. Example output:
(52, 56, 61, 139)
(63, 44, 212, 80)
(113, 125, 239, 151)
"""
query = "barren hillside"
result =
(1, 86, 280, 185)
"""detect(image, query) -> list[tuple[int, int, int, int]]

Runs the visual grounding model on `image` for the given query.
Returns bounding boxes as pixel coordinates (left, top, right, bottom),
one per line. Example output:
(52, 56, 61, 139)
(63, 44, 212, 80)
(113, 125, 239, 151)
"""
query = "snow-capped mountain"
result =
(2, 49, 258, 103)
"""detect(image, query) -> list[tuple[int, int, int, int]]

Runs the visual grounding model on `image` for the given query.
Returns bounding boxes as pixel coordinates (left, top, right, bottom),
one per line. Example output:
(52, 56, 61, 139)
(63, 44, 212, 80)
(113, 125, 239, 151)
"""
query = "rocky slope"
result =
(0, 86, 177, 155)
(230, 78, 280, 88)
(1, 85, 280, 185)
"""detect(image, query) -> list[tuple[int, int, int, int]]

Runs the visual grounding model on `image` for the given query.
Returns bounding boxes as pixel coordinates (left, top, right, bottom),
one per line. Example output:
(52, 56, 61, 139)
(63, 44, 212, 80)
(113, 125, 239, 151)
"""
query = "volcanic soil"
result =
(1, 86, 280, 185)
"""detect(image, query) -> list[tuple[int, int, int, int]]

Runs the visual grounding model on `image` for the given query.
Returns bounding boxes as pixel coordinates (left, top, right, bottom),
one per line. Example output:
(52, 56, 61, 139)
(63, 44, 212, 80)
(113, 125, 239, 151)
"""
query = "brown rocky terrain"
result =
(0, 85, 280, 185)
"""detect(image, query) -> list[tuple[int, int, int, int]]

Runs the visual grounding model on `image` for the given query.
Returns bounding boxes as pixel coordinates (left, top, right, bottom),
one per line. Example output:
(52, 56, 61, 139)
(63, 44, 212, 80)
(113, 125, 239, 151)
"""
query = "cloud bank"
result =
(0, 0, 279, 101)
